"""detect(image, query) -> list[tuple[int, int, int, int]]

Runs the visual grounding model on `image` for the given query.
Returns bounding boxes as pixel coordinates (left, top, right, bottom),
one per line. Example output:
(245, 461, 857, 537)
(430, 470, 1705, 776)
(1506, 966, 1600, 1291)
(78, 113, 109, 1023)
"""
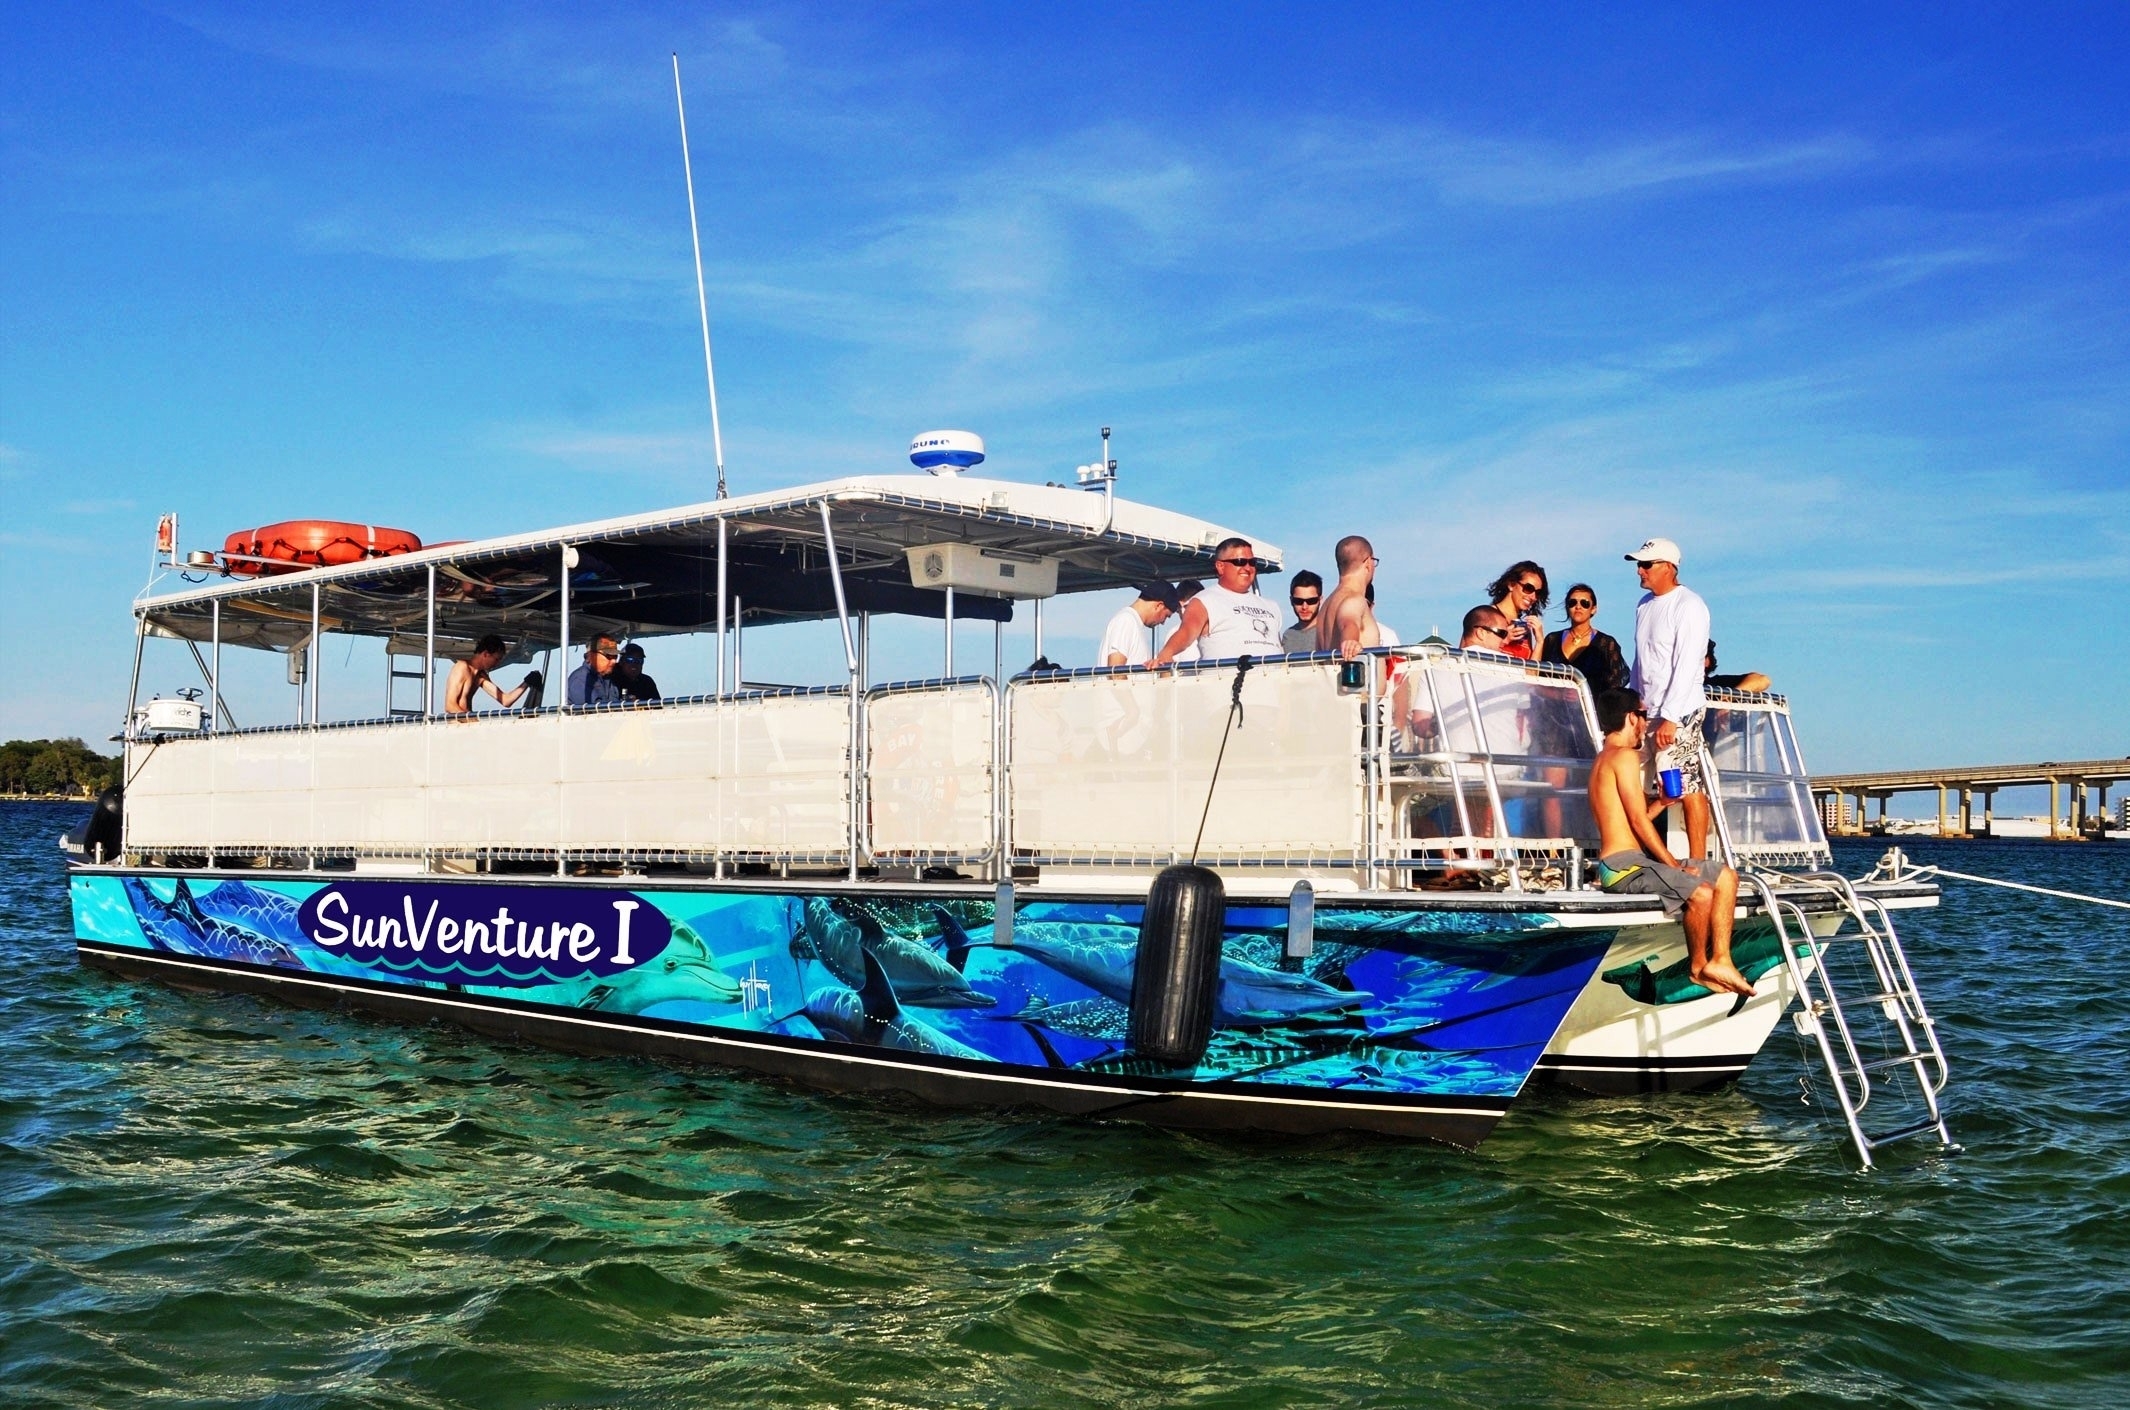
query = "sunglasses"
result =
(1474, 624, 1508, 639)
(1514, 580, 1543, 594)
(1566, 597, 1594, 608)
(1216, 557, 1268, 571)
(1290, 594, 1320, 606)
(1634, 560, 1661, 570)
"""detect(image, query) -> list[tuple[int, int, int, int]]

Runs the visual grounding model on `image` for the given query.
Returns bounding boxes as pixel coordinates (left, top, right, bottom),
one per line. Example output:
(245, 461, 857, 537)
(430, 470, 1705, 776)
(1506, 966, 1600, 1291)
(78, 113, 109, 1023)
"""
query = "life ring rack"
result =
(221, 521, 424, 577)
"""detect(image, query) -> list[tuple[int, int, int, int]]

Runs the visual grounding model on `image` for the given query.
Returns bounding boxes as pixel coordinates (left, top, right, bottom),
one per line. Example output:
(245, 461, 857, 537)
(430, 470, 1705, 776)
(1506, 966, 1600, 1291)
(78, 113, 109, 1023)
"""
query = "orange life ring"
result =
(222, 521, 423, 576)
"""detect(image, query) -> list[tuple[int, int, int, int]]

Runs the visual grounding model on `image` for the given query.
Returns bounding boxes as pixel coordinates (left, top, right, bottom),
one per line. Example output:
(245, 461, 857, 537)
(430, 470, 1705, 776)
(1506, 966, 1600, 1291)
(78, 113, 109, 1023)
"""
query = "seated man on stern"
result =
(1588, 687, 1753, 997)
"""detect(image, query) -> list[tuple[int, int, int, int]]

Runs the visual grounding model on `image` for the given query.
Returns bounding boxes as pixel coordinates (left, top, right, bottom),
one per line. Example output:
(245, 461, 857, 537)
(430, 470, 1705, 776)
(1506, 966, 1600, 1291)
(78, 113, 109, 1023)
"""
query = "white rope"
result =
(1924, 867, 2130, 912)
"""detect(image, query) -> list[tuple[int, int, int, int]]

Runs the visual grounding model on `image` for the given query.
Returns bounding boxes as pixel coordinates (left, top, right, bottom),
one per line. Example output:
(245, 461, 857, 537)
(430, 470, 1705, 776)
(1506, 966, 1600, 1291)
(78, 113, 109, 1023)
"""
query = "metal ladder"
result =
(1740, 869, 1955, 1168)
(387, 650, 427, 719)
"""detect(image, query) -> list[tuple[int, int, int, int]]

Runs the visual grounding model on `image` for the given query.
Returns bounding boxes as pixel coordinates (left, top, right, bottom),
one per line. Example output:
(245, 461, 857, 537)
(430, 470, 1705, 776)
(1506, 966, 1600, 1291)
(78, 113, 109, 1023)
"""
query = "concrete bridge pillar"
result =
(1936, 786, 1949, 838)
(1957, 786, 1973, 838)
(2048, 778, 2068, 840)
(1980, 789, 1995, 838)
(1872, 793, 1889, 836)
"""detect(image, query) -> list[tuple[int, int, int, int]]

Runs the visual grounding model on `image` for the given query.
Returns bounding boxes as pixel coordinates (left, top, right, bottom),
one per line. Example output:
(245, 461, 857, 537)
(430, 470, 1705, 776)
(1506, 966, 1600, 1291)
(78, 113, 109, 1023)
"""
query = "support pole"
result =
(1936, 786, 1948, 839)
(715, 516, 728, 700)
(2049, 778, 2062, 840)
(1033, 598, 1044, 665)
(423, 562, 437, 717)
(210, 600, 222, 735)
(559, 544, 573, 701)
(308, 580, 321, 727)
(734, 596, 743, 688)
(1958, 786, 1972, 838)
(1983, 789, 1996, 838)
(817, 501, 860, 882)
(993, 617, 1002, 683)
(944, 585, 955, 676)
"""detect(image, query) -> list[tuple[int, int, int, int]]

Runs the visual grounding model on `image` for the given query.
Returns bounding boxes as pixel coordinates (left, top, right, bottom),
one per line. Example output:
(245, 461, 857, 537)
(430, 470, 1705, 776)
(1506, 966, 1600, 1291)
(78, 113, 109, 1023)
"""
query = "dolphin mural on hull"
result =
(952, 916, 1370, 1027)
(121, 877, 305, 969)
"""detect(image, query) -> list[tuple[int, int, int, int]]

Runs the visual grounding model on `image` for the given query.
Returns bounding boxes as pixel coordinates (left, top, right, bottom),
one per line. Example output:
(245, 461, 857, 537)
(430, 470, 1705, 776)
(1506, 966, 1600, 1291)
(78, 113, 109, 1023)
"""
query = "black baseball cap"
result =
(1137, 580, 1183, 612)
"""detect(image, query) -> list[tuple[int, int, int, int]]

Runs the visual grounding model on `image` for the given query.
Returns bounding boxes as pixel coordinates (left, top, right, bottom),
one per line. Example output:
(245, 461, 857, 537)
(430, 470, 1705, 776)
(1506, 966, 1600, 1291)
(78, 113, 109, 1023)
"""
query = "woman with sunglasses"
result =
(1485, 560, 1550, 661)
(1541, 582, 1627, 694)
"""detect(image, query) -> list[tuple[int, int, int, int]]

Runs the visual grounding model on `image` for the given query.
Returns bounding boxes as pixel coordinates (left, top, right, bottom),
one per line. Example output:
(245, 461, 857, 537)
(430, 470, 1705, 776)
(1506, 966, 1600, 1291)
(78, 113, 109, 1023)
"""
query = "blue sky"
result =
(3, 3, 2126, 792)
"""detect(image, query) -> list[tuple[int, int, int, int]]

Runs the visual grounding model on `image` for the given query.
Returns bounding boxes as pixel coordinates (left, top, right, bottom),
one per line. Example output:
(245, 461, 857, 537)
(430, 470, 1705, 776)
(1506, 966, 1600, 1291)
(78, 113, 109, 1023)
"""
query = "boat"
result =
(63, 449, 1955, 1157)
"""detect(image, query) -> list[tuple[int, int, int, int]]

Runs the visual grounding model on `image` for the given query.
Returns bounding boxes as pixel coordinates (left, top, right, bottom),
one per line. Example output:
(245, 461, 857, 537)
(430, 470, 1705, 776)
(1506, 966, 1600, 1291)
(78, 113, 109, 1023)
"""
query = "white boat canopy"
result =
(136, 474, 1283, 652)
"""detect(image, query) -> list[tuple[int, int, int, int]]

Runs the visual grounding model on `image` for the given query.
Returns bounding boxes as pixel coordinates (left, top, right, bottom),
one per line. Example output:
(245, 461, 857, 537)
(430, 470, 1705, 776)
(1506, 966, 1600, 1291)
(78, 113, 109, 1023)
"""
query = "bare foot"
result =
(1693, 959, 1757, 997)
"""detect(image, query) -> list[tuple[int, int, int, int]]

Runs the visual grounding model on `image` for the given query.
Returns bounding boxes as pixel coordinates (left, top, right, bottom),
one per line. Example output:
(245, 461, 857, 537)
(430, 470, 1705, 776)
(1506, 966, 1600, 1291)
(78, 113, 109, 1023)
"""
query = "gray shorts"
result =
(1598, 851, 1724, 918)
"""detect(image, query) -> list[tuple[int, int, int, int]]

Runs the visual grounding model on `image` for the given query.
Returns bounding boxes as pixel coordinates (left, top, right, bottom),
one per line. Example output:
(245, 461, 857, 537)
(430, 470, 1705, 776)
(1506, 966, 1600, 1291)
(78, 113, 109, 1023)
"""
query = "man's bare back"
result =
(1316, 534, 1381, 660)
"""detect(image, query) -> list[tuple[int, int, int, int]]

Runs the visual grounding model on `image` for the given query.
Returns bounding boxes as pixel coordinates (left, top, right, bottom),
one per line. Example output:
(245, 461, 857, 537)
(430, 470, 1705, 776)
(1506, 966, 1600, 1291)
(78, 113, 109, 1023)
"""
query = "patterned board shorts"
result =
(1651, 707, 1706, 796)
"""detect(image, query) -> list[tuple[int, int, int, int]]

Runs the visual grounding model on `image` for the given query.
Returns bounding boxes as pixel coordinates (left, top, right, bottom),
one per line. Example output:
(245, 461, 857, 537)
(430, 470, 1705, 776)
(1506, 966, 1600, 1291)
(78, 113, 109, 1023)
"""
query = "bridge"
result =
(1810, 758, 2130, 839)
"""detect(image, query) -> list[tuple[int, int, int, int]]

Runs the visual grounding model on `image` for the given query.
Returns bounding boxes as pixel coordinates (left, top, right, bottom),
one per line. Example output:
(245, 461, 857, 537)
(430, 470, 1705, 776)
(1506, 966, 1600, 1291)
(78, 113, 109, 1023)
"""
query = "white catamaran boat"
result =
(65, 445, 1956, 1161)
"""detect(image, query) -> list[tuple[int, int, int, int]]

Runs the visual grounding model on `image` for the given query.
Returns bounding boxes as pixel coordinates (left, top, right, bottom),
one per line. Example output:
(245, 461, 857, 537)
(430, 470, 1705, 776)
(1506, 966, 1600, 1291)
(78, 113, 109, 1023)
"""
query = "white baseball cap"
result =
(1624, 537, 1682, 566)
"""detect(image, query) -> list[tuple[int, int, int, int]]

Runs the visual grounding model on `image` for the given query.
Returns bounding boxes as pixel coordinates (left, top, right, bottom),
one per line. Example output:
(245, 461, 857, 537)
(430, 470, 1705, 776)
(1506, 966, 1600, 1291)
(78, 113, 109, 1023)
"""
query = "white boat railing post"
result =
(944, 586, 955, 676)
(558, 543, 572, 877)
(1033, 598, 1044, 664)
(308, 579, 321, 870)
(1364, 653, 1379, 891)
(734, 596, 743, 688)
(817, 501, 860, 880)
(122, 611, 145, 863)
(422, 562, 436, 718)
(209, 600, 221, 736)
(715, 516, 728, 700)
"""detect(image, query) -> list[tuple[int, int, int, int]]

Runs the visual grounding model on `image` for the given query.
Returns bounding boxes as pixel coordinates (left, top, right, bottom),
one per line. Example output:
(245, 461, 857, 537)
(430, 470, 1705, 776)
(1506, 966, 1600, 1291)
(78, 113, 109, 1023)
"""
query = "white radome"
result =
(909, 429, 986, 474)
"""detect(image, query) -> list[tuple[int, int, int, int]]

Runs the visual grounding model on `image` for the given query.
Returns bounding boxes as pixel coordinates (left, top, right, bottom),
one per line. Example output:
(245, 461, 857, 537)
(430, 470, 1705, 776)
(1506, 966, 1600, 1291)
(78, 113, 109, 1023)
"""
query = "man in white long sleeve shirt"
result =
(1626, 537, 1714, 861)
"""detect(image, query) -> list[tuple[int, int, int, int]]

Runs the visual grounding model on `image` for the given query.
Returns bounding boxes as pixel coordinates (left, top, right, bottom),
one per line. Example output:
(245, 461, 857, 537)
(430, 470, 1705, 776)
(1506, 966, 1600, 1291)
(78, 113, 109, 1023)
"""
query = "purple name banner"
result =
(294, 882, 673, 986)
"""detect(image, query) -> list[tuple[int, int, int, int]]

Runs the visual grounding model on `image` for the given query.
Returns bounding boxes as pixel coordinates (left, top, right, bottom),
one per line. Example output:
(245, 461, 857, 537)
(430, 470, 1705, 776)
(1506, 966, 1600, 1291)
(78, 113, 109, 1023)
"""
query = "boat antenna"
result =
(672, 52, 727, 499)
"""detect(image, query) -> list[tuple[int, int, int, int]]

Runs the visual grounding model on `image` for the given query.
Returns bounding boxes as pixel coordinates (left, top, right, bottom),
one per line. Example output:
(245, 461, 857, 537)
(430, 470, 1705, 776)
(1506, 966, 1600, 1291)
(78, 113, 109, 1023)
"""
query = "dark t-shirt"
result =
(616, 671, 661, 702)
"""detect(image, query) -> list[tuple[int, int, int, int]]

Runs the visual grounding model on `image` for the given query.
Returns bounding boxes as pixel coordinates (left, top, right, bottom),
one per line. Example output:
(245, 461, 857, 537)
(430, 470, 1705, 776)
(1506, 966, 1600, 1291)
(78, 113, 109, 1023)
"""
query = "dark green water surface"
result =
(3, 802, 2126, 1407)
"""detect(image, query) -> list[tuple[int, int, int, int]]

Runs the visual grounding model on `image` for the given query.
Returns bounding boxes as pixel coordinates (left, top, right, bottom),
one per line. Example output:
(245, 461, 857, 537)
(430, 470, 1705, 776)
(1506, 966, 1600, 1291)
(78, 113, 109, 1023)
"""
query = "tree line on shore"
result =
(0, 739, 119, 797)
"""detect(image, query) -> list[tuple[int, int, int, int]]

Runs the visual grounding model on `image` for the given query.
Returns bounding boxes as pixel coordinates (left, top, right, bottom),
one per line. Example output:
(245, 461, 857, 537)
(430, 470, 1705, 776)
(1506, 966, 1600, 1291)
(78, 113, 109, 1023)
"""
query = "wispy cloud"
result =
(59, 497, 139, 515)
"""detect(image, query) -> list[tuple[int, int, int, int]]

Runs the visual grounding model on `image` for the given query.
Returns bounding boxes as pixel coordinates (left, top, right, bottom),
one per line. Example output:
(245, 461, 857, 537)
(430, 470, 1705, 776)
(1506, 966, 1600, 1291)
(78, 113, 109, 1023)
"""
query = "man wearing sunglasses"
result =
(1149, 538, 1283, 666)
(1625, 537, 1713, 861)
(1281, 570, 1324, 653)
(566, 633, 624, 708)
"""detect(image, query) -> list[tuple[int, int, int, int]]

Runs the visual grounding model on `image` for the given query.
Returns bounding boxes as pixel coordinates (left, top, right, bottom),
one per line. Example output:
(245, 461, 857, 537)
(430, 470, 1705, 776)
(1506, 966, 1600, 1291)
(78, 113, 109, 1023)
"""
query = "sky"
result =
(3, 3, 2127, 797)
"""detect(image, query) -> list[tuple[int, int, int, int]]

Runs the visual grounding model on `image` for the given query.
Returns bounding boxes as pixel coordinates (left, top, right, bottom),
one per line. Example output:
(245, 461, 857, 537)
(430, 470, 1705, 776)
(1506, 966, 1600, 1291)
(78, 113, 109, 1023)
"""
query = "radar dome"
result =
(909, 429, 985, 474)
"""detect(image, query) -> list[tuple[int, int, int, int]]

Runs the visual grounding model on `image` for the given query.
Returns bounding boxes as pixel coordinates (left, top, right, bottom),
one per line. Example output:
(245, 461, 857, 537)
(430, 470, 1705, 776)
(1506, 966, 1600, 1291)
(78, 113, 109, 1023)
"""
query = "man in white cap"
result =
(1626, 537, 1714, 861)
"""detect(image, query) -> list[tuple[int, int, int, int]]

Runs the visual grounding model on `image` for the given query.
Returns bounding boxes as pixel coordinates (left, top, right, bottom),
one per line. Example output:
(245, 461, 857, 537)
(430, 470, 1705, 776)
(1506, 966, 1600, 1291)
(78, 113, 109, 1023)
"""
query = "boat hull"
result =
(70, 870, 1620, 1148)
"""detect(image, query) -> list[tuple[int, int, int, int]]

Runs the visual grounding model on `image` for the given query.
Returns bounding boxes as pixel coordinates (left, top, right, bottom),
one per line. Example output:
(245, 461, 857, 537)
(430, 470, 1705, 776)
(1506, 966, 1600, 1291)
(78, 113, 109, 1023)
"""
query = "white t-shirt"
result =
(1099, 603, 1153, 667)
(1195, 583, 1285, 659)
(1630, 585, 1711, 724)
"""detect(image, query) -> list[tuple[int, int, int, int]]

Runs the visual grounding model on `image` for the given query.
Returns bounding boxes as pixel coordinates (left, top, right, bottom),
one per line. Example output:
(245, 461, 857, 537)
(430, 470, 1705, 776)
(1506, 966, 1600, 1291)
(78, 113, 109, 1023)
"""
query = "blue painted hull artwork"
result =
(71, 874, 1613, 1131)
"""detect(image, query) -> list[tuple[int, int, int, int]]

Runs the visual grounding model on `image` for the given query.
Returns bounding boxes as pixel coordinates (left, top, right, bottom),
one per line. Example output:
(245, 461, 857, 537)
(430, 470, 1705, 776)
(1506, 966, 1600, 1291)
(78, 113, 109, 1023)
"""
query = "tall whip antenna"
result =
(672, 53, 727, 499)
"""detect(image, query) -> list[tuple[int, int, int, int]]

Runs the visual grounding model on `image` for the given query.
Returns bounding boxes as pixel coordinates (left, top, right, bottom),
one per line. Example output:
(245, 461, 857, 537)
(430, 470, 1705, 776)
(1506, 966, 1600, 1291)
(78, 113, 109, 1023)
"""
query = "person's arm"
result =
(1621, 762, 1678, 866)
(1149, 600, 1208, 667)
(1600, 633, 1628, 694)
(490, 676, 528, 707)
(1333, 598, 1368, 660)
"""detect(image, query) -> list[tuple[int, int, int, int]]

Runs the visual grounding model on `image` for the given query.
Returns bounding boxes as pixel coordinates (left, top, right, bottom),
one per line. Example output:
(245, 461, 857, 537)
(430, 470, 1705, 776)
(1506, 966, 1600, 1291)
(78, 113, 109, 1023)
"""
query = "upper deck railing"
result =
(118, 651, 1829, 886)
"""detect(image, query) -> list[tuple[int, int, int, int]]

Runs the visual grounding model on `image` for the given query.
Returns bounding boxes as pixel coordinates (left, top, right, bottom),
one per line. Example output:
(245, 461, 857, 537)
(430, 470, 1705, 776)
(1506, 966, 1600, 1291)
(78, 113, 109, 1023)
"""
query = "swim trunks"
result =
(1598, 851, 1725, 918)
(1654, 707, 1706, 796)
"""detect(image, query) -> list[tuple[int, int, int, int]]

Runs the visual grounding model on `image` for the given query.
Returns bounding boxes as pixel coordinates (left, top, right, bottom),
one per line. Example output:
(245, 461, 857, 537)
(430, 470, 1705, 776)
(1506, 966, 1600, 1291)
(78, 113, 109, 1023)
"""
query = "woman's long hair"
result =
(1486, 561, 1550, 614)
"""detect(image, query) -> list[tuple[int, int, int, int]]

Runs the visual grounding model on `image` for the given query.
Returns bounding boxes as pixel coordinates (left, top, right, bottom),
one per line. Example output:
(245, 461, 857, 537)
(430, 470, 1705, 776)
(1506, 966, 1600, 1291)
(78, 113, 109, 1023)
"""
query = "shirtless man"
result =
(1314, 535, 1381, 661)
(1588, 687, 1753, 996)
(444, 634, 535, 715)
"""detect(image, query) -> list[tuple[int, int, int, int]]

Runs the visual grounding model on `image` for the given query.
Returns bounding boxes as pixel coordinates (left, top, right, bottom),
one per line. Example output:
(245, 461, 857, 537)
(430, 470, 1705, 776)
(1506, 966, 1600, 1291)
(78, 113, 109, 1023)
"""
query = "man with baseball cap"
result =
(1625, 537, 1715, 861)
(1099, 580, 1182, 667)
(614, 641, 660, 703)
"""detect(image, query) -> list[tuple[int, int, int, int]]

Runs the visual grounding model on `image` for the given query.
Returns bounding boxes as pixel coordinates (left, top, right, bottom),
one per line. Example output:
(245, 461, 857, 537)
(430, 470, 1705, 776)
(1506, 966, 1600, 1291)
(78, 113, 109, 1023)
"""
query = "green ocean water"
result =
(3, 802, 2126, 1408)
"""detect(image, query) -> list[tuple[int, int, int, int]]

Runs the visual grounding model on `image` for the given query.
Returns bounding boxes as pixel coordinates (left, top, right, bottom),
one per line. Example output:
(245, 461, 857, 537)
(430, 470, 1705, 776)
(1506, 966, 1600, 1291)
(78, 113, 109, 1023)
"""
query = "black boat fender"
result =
(1128, 864, 1226, 1068)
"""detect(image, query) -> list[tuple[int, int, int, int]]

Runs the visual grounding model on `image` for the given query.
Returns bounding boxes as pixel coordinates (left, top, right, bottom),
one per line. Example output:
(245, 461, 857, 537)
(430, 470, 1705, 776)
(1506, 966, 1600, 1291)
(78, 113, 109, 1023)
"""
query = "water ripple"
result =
(3, 809, 2126, 1406)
